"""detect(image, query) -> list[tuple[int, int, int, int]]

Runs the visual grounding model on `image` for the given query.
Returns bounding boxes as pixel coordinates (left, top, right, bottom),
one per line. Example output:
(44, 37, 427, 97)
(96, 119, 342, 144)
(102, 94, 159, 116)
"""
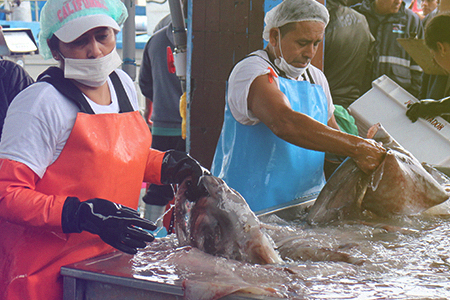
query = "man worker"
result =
(422, 0, 439, 21)
(211, 0, 386, 214)
(353, 0, 424, 97)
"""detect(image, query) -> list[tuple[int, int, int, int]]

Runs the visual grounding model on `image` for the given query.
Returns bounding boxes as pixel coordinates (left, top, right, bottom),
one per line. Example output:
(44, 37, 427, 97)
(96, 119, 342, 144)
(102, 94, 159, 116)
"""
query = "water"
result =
(280, 215, 450, 299)
(133, 202, 450, 299)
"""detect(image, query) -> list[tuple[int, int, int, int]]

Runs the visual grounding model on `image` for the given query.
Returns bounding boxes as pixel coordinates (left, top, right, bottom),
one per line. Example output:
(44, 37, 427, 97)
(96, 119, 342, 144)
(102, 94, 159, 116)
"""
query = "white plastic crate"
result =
(348, 75, 450, 167)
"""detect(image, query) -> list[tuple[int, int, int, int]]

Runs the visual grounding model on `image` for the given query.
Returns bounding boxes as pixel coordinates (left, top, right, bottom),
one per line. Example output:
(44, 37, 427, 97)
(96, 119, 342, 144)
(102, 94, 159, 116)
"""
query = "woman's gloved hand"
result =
(62, 197, 156, 255)
(406, 99, 442, 122)
(160, 150, 209, 184)
(160, 150, 210, 201)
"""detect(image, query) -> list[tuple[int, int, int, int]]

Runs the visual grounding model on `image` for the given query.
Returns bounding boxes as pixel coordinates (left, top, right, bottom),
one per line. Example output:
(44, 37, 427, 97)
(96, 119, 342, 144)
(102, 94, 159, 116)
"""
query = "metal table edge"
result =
(60, 266, 184, 296)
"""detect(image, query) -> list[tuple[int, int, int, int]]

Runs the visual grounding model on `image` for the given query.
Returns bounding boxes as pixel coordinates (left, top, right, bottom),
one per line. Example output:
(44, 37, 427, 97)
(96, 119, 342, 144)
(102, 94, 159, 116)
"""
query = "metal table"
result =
(61, 251, 282, 300)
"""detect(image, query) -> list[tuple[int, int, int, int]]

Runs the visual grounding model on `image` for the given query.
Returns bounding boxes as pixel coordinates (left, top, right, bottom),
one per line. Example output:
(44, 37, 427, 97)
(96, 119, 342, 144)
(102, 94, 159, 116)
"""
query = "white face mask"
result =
(274, 29, 309, 79)
(59, 48, 122, 87)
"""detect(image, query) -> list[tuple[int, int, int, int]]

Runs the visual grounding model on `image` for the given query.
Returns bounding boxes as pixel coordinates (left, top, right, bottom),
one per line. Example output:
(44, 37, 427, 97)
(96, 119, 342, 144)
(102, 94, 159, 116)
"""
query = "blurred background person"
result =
(138, 1, 187, 234)
(406, 13, 450, 122)
(420, 0, 449, 106)
(353, 0, 424, 97)
(324, 0, 375, 109)
(324, 0, 376, 175)
(0, 25, 34, 141)
(0, 59, 34, 140)
(422, 0, 439, 19)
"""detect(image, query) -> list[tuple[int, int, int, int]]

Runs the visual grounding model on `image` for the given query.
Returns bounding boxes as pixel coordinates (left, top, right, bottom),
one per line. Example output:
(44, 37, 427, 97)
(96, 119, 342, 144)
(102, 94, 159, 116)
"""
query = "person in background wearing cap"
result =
(211, 0, 386, 214)
(406, 14, 450, 123)
(418, 1, 449, 113)
(0, 0, 207, 298)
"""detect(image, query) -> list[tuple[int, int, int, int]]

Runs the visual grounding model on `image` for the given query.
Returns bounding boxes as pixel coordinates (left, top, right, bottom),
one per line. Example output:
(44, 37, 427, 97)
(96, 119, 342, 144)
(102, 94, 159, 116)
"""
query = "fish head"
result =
(176, 175, 282, 264)
(175, 175, 239, 253)
(188, 184, 240, 258)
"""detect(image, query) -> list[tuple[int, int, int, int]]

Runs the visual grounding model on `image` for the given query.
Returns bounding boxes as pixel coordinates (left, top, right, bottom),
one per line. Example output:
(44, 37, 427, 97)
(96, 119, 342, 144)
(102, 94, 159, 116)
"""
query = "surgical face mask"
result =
(59, 48, 122, 87)
(274, 29, 308, 79)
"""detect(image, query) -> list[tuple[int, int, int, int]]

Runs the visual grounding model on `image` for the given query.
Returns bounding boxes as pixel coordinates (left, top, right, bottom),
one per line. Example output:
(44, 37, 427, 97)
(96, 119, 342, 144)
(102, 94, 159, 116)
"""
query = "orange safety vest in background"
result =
(0, 110, 165, 300)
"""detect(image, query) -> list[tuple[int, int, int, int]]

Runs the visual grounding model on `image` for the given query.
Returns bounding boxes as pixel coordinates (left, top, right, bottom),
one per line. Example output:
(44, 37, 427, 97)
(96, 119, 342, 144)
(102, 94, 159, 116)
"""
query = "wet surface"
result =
(132, 202, 450, 299)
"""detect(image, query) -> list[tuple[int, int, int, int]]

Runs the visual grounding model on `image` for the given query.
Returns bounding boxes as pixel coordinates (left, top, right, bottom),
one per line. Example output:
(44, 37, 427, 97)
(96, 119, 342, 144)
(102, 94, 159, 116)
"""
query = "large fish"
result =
(174, 175, 283, 264)
(307, 123, 450, 224)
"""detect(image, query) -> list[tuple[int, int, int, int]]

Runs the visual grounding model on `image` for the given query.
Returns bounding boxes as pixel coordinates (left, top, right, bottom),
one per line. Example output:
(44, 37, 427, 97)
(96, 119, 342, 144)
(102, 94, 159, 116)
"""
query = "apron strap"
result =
(246, 50, 316, 84)
(38, 67, 95, 114)
(109, 71, 134, 113)
(37, 67, 134, 114)
(258, 50, 288, 78)
(225, 50, 289, 79)
(304, 68, 315, 84)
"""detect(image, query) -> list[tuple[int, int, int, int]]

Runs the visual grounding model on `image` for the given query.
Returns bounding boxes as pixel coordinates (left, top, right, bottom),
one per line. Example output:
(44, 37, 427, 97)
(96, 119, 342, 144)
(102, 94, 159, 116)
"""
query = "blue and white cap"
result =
(39, 0, 128, 59)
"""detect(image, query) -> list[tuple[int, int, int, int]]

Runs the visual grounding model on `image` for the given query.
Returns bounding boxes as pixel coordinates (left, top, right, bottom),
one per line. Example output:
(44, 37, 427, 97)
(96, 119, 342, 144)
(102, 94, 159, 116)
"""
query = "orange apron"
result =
(0, 102, 165, 298)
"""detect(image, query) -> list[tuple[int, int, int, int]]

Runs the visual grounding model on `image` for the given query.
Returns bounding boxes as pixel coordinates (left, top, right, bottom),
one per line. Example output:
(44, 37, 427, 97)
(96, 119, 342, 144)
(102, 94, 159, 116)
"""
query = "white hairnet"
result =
(263, 0, 329, 41)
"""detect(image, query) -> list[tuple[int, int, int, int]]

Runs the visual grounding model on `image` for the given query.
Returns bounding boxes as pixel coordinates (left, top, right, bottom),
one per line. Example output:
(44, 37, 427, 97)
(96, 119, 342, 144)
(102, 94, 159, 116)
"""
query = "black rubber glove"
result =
(160, 150, 210, 201)
(160, 150, 209, 184)
(406, 99, 445, 122)
(62, 197, 157, 255)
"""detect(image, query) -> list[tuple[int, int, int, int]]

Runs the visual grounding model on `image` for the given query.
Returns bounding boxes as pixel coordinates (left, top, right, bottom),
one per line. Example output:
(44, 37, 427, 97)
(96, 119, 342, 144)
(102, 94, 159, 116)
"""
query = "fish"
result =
(307, 123, 450, 224)
(174, 175, 283, 265)
(133, 236, 358, 300)
(175, 175, 360, 266)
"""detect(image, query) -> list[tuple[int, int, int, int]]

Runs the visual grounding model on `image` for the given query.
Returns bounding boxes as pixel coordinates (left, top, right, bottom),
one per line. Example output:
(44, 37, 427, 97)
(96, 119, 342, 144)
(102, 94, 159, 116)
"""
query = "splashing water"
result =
(132, 202, 450, 299)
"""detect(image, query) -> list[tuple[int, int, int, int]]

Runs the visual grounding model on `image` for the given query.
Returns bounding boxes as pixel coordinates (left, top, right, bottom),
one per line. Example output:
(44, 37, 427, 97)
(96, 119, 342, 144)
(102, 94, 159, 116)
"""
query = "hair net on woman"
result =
(262, 0, 330, 41)
(39, 0, 128, 59)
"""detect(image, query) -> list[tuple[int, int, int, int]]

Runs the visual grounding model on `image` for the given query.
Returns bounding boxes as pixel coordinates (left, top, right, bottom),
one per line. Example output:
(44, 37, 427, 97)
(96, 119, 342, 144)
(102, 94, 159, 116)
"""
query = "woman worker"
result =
(406, 13, 450, 122)
(211, 0, 386, 214)
(0, 0, 205, 298)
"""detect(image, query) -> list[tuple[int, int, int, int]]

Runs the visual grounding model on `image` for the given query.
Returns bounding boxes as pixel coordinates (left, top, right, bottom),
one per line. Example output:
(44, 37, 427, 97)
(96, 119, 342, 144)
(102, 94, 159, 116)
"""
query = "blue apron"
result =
(212, 65, 329, 214)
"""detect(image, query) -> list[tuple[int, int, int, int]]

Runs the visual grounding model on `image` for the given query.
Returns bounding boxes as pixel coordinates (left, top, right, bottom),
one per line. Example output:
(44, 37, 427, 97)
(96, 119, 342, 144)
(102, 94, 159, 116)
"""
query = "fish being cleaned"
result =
(307, 123, 450, 224)
(174, 175, 283, 264)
